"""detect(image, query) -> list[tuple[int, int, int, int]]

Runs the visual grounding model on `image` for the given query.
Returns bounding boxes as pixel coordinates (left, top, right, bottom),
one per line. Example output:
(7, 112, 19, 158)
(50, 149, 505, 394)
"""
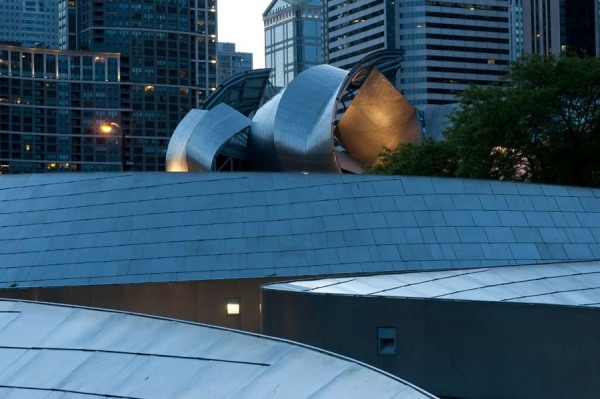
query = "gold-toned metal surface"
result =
(336, 68, 420, 167)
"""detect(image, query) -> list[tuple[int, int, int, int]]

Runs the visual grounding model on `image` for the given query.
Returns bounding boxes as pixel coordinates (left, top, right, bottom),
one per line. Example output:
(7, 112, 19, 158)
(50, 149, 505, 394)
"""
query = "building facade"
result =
(263, 0, 323, 87)
(323, 0, 396, 70)
(509, 0, 524, 59)
(0, 0, 60, 48)
(324, 0, 511, 107)
(0, 0, 218, 173)
(62, 0, 217, 171)
(0, 44, 128, 173)
(217, 42, 253, 83)
(521, 0, 599, 57)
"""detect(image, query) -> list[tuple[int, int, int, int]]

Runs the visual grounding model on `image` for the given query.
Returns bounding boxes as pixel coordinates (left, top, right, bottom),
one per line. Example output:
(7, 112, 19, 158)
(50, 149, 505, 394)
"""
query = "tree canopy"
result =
(372, 55, 600, 187)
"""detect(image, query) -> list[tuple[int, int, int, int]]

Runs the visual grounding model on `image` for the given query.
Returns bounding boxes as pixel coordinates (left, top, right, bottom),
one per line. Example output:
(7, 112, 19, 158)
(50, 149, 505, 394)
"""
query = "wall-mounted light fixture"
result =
(226, 298, 240, 315)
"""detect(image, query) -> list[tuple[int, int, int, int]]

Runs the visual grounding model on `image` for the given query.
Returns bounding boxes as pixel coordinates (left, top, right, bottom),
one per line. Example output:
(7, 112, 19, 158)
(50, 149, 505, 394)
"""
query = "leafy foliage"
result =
(371, 55, 600, 187)
(367, 137, 459, 177)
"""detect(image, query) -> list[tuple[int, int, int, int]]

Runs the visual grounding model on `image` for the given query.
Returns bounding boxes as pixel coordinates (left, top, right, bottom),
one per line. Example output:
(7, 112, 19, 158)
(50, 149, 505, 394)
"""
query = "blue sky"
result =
(218, 0, 272, 68)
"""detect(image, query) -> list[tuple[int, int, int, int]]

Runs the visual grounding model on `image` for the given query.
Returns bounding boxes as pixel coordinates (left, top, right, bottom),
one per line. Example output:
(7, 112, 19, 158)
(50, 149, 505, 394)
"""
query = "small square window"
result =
(378, 327, 396, 355)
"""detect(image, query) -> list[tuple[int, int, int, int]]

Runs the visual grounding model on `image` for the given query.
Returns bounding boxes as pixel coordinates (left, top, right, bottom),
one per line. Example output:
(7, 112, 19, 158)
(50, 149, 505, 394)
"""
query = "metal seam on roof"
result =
(265, 261, 600, 308)
(1, 173, 600, 288)
(0, 299, 437, 399)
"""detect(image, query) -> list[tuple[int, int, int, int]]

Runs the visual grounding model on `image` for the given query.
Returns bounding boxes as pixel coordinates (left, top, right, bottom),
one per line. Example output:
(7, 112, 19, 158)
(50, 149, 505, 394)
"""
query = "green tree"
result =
(446, 54, 600, 187)
(371, 55, 600, 187)
(368, 137, 459, 177)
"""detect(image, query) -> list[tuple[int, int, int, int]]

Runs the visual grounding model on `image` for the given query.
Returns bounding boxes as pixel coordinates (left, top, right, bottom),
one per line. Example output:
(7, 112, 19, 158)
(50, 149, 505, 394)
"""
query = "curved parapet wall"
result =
(248, 88, 286, 171)
(184, 103, 250, 171)
(0, 299, 436, 399)
(273, 65, 348, 172)
(0, 173, 600, 289)
(165, 109, 208, 172)
(262, 262, 600, 399)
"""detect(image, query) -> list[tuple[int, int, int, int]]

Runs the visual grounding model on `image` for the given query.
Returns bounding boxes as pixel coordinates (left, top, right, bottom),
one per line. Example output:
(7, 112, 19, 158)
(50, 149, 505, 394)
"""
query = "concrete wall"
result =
(262, 289, 600, 399)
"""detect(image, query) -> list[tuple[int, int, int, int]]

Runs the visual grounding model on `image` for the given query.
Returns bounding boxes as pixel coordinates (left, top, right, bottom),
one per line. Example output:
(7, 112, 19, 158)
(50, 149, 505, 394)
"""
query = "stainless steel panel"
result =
(165, 109, 208, 172)
(248, 89, 285, 171)
(185, 103, 250, 171)
(0, 299, 436, 399)
(274, 65, 347, 172)
(266, 262, 600, 308)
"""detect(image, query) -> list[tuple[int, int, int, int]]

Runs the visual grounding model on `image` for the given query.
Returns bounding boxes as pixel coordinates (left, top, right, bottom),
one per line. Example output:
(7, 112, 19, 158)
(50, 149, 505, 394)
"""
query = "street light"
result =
(99, 122, 125, 171)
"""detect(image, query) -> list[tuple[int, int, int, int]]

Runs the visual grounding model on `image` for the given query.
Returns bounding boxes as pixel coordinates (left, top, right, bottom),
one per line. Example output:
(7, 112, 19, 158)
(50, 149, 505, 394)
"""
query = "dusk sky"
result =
(218, 0, 272, 68)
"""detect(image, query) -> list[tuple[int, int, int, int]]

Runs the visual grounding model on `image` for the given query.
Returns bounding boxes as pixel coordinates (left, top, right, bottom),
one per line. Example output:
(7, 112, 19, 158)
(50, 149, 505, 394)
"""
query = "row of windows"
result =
(399, 0, 508, 12)
(328, 22, 385, 49)
(400, 10, 508, 23)
(329, 41, 386, 65)
(400, 22, 509, 34)
(328, 1, 384, 23)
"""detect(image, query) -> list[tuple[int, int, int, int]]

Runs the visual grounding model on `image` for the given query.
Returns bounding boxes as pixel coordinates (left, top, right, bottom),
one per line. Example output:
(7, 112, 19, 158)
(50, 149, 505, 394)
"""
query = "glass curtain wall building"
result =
(521, 0, 599, 57)
(324, 0, 511, 107)
(0, 44, 126, 173)
(217, 42, 253, 83)
(0, 0, 60, 49)
(263, 0, 323, 88)
(65, 0, 217, 171)
(509, 0, 524, 60)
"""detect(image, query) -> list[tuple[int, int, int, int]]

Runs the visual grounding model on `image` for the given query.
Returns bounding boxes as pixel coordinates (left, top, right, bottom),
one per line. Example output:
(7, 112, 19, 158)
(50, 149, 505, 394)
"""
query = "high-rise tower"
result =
(324, 0, 511, 107)
(217, 42, 253, 83)
(67, 0, 217, 171)
(521, 0, 599, 57)
(0, 0, 60, 48)
(263, 0, 323, 87)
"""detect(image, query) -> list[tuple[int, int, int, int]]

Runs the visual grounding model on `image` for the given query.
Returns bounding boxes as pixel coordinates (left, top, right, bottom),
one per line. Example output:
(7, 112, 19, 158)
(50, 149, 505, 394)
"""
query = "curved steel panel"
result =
(165, 109, 208, 172)
(274, 64, 348, 172)
(247, 88, 286, 171)
(202, 68, 273, 116)
(185, 103, 251, 172)
(0, 299, 436, 399)
(336, 68, 420, 167)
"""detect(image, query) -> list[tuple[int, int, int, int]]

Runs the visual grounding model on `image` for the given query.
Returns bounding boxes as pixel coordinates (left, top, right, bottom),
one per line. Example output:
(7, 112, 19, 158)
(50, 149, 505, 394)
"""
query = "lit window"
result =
(145, 85, 154, 92)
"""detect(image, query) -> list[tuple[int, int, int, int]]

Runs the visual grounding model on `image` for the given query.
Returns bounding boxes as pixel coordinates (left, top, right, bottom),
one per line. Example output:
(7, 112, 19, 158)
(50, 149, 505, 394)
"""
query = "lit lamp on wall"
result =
(226, 298, 240, 315)
(99, 122, 125, 171)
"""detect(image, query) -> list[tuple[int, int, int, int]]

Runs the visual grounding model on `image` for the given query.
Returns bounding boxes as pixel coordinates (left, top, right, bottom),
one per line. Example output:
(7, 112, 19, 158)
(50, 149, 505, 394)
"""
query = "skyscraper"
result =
(263, 0, 323, 87)
(65, 0, 217, 171)
(324, 0, 511, 107)
(521, 0, 599, 57)
(0, 0, 59, 48)
(323, 0, 396, 70)
(0, 0, 218, 173)
(217, 42, 253, 83)
(510, 0, 525, 60)
(0, 44, 126, 173)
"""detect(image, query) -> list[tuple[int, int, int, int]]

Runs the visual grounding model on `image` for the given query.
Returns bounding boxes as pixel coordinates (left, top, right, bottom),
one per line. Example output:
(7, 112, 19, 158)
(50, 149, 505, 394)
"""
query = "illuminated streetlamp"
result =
(99, 122, 125, 171)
